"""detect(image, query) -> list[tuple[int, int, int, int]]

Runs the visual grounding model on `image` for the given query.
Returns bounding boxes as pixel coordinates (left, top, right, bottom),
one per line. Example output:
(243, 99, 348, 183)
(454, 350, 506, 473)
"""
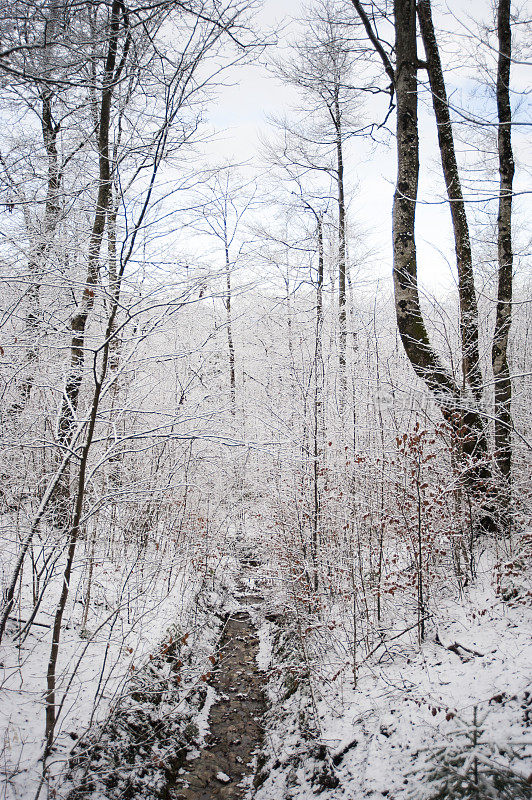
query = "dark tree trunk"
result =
(58, 0, 129, 445)
(492, 0, 514, 531)
(334, 94, 347, 405)
(392, 0, 493, 528)
(45, 250, 124, 753)
(393, 0, 456, 402)
(417, 0, 484, 405)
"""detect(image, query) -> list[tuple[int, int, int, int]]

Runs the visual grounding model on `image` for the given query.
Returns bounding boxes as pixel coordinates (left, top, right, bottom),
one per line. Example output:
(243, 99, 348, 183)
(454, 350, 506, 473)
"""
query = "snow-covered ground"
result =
(255, 548, 532, 799)
(1, 523, 530, 800)
(0, 522, 238, 800)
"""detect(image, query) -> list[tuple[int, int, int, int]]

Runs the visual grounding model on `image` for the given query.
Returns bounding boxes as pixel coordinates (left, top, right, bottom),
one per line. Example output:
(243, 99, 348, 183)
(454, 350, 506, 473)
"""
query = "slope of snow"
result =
(255, 549, 532, 799)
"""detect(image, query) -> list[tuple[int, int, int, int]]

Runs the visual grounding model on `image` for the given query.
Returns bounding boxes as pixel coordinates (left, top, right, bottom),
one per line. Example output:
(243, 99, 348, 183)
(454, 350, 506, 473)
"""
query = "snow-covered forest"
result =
(0, 0, 530, 798)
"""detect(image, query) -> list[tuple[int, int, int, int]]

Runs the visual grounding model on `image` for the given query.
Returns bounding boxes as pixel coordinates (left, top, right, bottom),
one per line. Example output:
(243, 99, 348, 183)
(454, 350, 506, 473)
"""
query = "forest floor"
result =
(249, 544, 532, 800)
(1, 535, 531, 800)
(163, 544, 532, 800)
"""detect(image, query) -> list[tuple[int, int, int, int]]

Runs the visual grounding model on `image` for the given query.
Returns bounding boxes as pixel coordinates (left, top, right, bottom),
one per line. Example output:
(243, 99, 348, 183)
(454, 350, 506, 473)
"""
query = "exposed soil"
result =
(169, 605, 266, 799)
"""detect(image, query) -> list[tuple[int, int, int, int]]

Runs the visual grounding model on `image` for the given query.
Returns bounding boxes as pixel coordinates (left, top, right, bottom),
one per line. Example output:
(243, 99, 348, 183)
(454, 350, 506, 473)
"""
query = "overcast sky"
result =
(199, 0, 530, 295)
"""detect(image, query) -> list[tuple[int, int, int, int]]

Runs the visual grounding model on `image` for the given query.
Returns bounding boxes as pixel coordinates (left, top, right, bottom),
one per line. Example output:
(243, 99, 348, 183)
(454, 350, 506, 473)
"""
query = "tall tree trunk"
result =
(417, 0, 484, 405)
(393, 0, 456, 400)
(492, 0, 514, 531)
(17, 0, 62, 408)
(334, 94, 347, 405)
(45, 260, 122, 754)
(17, 96, 61, 408)
(58, 0, 129, 445)
(392, 0, 492, 529)
(312, 214, 324, 589)
(107, 195, 120, 375)
(106, 194, 124, 483)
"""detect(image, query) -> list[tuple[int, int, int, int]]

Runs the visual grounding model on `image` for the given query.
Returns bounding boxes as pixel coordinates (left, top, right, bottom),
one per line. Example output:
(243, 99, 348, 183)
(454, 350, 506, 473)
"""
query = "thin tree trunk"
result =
(312, 214, 324, 590)
(107, 198, 121, 377)
(58, 0, 129, 445)
(52, 0, 128, 525)
(335, 94, 347, 405)
(44, 191, 129, 749)
(0, 421, 86, 644)
(224, 239, 236, 416)
(45, 350, 107, 752)
(17, 0, 62, 408)
(17, 91, 61, 409)
(106, 196, 124, 483)
(492, 0, 514, 531)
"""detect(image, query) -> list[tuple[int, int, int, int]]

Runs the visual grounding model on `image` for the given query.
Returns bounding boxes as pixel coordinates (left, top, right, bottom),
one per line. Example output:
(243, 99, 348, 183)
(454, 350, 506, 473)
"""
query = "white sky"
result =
(199, 0, 530, 295)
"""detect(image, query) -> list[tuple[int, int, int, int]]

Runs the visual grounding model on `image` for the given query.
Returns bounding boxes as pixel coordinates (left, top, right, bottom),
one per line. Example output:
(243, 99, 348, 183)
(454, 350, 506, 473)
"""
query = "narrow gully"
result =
(170, 609, 266, 799)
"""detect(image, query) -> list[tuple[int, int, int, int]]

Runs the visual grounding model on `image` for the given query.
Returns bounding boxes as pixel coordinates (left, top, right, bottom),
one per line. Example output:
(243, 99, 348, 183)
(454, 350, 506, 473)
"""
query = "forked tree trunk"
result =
(393, 1, 454, 398)
(392, 0, 493, 529)
(492, 0, 514, 530)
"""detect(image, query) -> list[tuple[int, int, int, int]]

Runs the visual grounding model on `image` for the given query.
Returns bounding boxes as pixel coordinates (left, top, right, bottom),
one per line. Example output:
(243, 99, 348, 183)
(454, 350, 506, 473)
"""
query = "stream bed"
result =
(169, 608, 266, 799)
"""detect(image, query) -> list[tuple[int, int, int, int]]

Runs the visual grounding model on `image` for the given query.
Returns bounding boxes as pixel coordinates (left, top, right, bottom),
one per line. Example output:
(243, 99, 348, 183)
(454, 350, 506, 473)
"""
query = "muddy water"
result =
(170, 610, 265, 799)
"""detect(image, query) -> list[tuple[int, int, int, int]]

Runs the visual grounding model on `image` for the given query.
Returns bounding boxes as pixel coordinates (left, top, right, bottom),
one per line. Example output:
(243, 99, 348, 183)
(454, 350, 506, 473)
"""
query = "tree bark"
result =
(17, 0, 63, 408)
(58, 0, 129, 445)
(15, 92, 61, 408)
(45, 285, 119, 753)
(417, 0, 484, 405)
(393, 0, 455, 401)
(335, 93, 347, 405)
(392, 0, 492, 525)
(224, 237, 237, 416)
(312, 213, 324, 589)
(492, 0, 514, 530)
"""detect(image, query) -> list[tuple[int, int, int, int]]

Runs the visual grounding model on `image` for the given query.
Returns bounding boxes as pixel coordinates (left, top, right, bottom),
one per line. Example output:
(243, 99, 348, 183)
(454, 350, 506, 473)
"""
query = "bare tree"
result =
(349, 0, 521, 533)
(0, 0, 76, 411)
(492, 0, 515, 529)
(0, 0, 263, 758)
(188, 167, 258, 416)
(269, 0, 366, 406)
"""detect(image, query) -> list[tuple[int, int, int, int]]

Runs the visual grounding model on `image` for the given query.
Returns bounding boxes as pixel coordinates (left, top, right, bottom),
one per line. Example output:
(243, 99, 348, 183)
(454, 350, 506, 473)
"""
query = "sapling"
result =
(406, 706, 531, 800)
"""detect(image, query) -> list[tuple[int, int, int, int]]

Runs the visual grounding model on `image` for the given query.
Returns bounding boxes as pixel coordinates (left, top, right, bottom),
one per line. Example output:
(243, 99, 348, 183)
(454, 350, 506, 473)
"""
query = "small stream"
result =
(169, 601, 266, 799)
